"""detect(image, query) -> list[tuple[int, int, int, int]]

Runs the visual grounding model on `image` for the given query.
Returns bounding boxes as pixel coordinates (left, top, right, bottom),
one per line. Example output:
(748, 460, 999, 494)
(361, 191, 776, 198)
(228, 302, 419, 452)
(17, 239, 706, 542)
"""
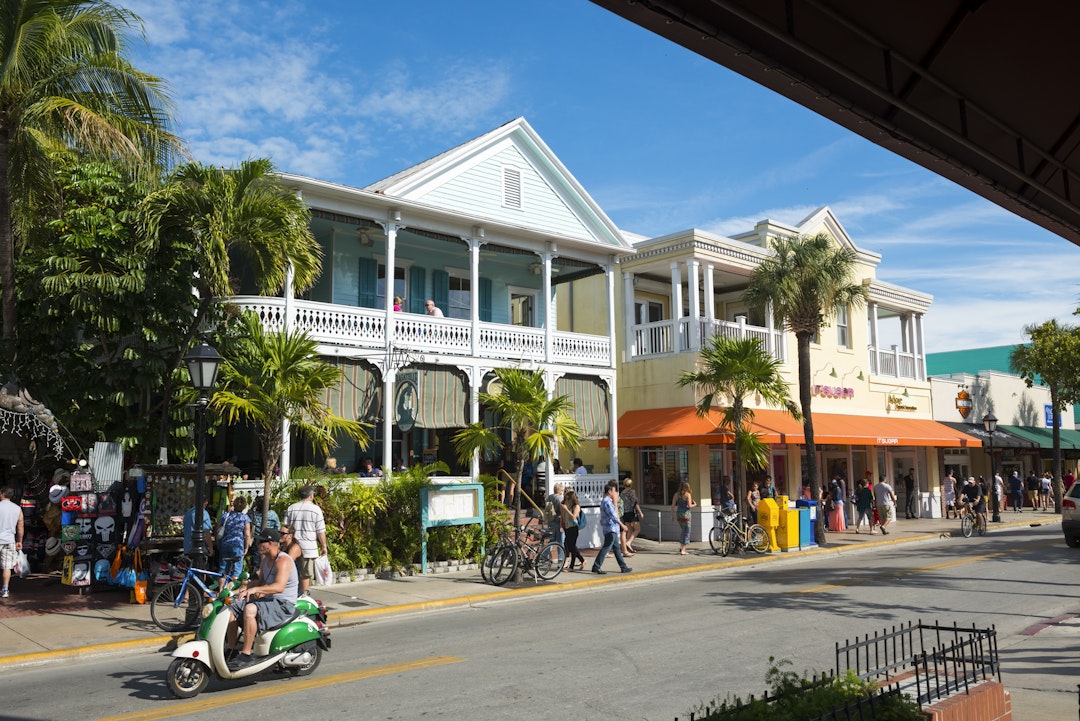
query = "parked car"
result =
(1063, 483, 1080, 548)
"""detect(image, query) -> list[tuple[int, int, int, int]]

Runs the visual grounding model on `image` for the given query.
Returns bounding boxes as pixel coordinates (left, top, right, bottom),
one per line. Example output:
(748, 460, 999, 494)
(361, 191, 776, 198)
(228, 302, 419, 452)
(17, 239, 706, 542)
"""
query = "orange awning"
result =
(605, 407, 976, 448)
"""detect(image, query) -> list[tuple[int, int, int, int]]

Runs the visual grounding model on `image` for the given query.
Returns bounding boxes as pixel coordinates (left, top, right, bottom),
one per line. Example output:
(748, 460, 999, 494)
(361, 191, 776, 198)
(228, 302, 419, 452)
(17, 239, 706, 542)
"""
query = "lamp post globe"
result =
(183, 341, 222, 569)
(983, 412, 1000, 522)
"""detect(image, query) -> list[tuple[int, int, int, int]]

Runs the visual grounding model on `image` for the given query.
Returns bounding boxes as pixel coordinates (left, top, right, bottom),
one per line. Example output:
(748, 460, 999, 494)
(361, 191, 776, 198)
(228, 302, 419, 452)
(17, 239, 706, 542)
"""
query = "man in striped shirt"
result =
(284, 485, 327, 595)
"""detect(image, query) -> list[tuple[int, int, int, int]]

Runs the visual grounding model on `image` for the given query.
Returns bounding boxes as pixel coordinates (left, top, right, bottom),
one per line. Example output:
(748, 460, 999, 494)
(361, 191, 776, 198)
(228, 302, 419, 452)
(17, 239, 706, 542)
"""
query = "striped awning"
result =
(555, 375, 610, 440)
(408, 365, 468, 429)
(323, 358, 382, 423)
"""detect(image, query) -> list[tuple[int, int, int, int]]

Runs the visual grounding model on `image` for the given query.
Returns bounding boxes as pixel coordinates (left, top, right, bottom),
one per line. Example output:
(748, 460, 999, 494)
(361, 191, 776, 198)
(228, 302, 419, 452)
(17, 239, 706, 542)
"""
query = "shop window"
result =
(640, 447, 688, 504)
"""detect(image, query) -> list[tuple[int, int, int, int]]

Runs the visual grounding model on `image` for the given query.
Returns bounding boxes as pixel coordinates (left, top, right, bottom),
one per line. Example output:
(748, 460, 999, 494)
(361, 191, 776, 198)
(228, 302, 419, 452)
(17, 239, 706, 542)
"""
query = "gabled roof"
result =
(366, 117, 632, 253)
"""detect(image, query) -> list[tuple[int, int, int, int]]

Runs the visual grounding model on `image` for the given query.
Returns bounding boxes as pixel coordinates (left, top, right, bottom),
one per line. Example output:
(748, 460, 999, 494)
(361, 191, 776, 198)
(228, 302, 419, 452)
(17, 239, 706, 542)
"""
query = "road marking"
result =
(791, 540, 1057, 594)
(95, 655, 463, 721)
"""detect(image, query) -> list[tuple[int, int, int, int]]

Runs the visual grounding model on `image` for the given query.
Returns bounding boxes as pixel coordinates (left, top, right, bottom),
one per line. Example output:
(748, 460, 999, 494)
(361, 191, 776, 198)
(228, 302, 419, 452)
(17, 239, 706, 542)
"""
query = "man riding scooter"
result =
(226, 527, 297, 670)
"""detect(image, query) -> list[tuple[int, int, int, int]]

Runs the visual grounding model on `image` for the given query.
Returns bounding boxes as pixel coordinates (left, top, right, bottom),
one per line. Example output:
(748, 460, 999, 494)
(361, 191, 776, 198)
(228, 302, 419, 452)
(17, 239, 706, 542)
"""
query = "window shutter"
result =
(503, 167, 522, 208)
(358, 257, 377, 308)
(433, 270, 450, 313)
(479, 277, 492, 322)
(409, 266, 426, 313)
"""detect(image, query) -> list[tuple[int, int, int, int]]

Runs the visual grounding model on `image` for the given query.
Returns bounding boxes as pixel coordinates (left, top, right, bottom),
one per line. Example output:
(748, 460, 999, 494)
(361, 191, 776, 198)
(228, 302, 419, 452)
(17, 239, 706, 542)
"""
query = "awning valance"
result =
(998, 424, 1080, 451)
(605, 407, 977, 448)
(938, 421, 1040, 449)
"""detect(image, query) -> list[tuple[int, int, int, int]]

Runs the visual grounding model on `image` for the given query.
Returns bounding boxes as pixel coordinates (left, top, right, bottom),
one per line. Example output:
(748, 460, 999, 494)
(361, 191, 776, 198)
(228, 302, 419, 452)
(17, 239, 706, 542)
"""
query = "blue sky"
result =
(125, 0, 1080, 353)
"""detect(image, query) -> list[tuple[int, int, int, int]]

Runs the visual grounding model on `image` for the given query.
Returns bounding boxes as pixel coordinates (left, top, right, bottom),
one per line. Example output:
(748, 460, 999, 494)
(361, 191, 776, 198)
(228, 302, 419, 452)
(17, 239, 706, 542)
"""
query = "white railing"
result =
(870, 346, 922, 380)
(550, 473, 613, 507)
(630, 315, 785, 362)
(231, 297, 611, 367)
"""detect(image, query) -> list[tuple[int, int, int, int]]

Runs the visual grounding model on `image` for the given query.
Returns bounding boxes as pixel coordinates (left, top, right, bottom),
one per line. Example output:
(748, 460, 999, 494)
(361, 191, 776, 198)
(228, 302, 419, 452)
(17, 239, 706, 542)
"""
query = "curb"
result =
(0, 516, 1059, 670)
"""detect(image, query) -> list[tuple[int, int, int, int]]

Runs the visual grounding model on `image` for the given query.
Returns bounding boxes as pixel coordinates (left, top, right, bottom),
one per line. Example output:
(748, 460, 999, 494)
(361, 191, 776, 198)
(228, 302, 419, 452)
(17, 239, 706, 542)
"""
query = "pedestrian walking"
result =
(903, 468, 918, 519)
(1039, 472, 1052, 511)
(853, 479, 875, 534)
(216, 495, 252, 580)
(561, 489, 586, 571)
(872, 476, 896, 534)
(284, 485, 328, 595)
(670, 481, 696, 555)
(0, 487, 24, 598)
(545, 482, 565, 549)
(620, 477, 642, 554)
(942, 469, 957, 519)
(1007, 471, 1024, 513)
(592, 481, 631, 575)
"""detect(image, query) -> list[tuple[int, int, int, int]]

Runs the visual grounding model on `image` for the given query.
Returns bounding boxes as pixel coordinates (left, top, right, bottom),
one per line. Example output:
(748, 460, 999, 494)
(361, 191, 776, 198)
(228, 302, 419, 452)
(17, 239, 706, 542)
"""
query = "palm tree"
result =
(0, 0, 179, 366)
(212, 311, 370, 525)
(743, 232, 867, 544)
(140, 158, 322, 447)
(452, 367, 582, 582)
(678, 335, 801, 514)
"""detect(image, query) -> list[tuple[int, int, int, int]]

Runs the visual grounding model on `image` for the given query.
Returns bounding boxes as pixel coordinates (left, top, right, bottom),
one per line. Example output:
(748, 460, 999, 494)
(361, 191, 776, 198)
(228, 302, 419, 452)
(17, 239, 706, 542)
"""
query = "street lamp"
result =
(983, 412, 1000, 522)
(184, 341, 222, 570)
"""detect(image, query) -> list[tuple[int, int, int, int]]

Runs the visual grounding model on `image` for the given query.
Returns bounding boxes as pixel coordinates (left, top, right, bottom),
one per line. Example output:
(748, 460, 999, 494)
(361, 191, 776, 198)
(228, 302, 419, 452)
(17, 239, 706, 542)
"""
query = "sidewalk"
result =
(0, 513, 1060, 669)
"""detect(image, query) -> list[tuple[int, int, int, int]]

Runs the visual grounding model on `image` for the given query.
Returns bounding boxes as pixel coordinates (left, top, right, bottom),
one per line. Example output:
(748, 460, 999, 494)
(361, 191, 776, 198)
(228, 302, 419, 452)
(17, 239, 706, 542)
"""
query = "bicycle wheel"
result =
(488, 546, 518, 586)
(708, 526, 726, 555)
(960, 514, 974, 538)
(977, 515, 988, 536)
(151, 581, 204, 632)
(535, 542, 566, 580)
(747, 524, 770, 553)
(720, 527, 735, 557)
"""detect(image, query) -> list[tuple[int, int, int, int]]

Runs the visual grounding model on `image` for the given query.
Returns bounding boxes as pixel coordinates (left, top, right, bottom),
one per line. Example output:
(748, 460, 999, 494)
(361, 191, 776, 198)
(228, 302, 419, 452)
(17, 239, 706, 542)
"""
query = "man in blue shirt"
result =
(592, 481, 632, 575)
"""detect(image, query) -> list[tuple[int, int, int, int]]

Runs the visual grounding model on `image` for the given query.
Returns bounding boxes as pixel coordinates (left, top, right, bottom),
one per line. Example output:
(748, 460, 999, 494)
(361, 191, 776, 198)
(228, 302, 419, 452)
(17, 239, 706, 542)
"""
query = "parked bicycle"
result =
(709, 510, 770, 556)
(486, 522, 565, 585)
(150, 559, 246, 632)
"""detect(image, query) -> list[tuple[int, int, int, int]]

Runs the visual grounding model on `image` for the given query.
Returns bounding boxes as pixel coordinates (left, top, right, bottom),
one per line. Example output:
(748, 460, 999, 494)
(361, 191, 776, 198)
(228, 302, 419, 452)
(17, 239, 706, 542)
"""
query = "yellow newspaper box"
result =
(757, 497, 780, 551)
(775, 495, 800, 550)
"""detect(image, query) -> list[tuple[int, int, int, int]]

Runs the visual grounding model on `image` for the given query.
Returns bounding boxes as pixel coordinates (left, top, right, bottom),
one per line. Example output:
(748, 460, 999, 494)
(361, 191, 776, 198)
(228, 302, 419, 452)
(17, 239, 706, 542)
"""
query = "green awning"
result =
(998, 424, 1080, 451)
(555, 375, 610, 441)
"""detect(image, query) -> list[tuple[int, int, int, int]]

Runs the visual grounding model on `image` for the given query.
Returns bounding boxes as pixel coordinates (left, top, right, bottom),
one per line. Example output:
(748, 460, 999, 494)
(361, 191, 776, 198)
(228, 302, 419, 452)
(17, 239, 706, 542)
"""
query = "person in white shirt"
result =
(572, 458, 587, 475)
(0, 487, 25, 598)
(424, 299, 444, 317)
(283, 485, 327, 595)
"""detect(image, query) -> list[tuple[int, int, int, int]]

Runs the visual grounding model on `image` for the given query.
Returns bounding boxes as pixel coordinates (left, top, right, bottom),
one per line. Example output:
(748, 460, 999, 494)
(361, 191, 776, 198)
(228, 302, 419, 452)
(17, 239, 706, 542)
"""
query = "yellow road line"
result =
(792, 539, 1057, 594)
(95, 655, 463, 721)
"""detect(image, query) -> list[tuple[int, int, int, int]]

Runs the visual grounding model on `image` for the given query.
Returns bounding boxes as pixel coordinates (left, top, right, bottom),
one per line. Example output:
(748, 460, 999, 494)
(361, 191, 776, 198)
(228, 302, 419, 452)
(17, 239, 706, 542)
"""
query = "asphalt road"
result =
(4, 523, 1076, 721)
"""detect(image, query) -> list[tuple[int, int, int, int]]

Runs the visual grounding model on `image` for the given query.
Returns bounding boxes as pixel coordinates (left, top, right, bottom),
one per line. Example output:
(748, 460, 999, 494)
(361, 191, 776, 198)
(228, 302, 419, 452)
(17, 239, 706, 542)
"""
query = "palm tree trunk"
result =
(0, 117, 18, 367)
(797, 333, 825, 545)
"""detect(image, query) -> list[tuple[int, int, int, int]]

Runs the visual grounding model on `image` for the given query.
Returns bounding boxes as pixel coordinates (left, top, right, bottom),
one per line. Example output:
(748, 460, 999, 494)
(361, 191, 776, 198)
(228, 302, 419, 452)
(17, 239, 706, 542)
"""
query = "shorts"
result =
(620, 512, 638, 524)
(298, 556, 317, 581)
(230, 596, 296, 634)
(0, 543, 15, 570)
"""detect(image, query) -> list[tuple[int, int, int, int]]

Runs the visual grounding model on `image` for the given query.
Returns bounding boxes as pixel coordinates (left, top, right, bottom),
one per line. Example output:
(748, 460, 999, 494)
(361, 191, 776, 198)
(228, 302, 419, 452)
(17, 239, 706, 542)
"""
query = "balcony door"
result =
(509, 287, 536, 327)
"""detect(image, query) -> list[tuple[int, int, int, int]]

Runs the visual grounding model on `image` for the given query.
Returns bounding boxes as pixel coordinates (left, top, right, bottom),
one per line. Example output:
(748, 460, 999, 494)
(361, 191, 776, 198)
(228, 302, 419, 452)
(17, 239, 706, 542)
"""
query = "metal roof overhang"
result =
(590, 0, 1080, 247)
(998, 424, 1080, 451)
(937, 421, 1040, 449)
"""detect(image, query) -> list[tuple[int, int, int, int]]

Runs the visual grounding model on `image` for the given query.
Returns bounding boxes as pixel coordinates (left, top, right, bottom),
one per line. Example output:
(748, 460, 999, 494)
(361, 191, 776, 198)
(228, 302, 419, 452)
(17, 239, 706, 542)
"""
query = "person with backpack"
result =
(544, 483, 564, 548)
(561, 489, 587, 571)
(216, 496, 252, 580)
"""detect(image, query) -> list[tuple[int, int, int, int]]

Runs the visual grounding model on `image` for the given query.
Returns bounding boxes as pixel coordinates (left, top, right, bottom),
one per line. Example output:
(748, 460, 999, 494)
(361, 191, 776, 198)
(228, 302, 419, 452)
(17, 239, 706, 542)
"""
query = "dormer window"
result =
(503, 166, 522, 209)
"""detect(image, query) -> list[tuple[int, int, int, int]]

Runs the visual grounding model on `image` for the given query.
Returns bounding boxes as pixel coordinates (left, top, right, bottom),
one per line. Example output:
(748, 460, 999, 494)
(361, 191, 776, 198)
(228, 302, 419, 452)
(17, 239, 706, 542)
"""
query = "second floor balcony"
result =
(235, 296, 612, 368)
(630, 315, 786, 362)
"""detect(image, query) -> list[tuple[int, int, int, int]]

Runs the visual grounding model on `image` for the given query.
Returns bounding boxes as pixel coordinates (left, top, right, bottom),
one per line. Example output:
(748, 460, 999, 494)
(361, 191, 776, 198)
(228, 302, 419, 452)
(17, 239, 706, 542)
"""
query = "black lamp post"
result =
(184, 341, 222, 570)
(983, 412, 1000, 522)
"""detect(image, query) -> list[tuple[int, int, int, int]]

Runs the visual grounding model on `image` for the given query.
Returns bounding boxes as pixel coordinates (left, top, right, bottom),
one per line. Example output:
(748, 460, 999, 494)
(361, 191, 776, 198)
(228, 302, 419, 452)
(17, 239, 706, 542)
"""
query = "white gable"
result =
(366, 118, 630, 251)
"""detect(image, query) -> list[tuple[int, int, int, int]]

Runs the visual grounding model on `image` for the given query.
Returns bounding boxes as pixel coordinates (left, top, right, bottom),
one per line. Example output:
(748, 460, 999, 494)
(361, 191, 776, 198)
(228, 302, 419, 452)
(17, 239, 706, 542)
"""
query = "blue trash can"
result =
(795, 499, 818, 548)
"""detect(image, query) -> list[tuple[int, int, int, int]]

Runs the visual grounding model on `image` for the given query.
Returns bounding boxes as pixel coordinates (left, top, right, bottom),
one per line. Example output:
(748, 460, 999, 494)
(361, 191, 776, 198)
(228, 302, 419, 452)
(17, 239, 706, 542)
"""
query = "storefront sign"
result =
(887, 394, 917, 411)
(876, 437, 900, 445)
(814, 385, 854, 398)
(955, 389, 972, 419)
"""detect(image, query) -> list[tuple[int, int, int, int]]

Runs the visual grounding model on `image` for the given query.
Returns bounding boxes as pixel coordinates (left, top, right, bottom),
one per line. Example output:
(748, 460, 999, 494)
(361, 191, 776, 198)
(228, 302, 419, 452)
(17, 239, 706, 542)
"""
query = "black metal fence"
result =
(835, 619, 1000, 706)
(674, 676, 906, 721)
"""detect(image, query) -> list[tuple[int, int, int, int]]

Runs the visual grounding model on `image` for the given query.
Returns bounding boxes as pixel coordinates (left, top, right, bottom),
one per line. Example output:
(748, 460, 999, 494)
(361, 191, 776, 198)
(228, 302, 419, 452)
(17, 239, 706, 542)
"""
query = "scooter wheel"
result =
(291, 645, 322, 676)
(166, 657, 210, 699)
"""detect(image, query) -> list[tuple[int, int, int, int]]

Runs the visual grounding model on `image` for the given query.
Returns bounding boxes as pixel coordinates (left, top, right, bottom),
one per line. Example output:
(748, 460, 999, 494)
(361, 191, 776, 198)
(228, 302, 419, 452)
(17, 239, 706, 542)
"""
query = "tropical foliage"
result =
(212, 311, 370, 518)
(0, 0, 178, 367)
(1010, 320, 1080, 511)
(744, 232, 867, 544)
(678, 336, 801, 510)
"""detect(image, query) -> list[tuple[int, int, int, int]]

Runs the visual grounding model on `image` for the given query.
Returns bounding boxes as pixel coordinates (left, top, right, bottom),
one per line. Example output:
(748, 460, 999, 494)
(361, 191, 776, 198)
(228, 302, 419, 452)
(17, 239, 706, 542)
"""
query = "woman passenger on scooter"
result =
(225, 528, 298, 670)
(276, 524, 304, 590)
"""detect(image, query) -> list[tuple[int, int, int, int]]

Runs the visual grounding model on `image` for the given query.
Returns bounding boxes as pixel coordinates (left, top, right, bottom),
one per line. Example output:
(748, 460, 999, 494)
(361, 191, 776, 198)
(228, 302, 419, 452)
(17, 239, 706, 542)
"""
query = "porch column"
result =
(670, 261, 683, 352)
(915, 312, 927, 380)
(606, 258, 617, 368)
(543, 247, 554, 363)
(765, 301, 776, 359)
(623, 269, 636, 360)
(704, 263, 715, 324)
(606, 375, 619, 478)
(470, 370, 481, 479)
(687, 258, 701, 350)
(383, 366, 397, 472)
(868, 301, 880, 374)
(280, 262, 295, 483)
(384, 218, 399, 343)
(469, 237, 481, 356)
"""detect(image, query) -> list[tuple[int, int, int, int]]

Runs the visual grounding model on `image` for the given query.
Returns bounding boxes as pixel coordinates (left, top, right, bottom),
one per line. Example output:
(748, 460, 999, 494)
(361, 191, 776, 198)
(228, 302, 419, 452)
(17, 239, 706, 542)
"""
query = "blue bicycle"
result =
(150, 558, 246, 632)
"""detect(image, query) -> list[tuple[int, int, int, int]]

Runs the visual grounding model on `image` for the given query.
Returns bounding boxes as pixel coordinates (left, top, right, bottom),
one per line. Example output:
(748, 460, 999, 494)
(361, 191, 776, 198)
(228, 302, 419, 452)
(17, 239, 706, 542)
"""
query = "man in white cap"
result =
(0, 486, 25, 598)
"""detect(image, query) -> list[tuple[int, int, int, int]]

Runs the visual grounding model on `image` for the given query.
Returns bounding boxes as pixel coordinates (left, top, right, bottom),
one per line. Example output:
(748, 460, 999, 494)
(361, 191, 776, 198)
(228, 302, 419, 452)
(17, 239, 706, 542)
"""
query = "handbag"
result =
(215, 511, 229, 542)
(132, 549, 148, 603)
(575, 510, 587, 529)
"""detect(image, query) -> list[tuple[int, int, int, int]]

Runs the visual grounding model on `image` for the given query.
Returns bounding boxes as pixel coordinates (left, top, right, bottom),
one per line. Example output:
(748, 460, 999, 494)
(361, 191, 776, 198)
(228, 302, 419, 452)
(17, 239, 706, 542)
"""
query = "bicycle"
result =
(958, 499, 987, 538)
(150, 558, 246, 632)
(487, 523, 565, 585)
(709, 511, 769, 556)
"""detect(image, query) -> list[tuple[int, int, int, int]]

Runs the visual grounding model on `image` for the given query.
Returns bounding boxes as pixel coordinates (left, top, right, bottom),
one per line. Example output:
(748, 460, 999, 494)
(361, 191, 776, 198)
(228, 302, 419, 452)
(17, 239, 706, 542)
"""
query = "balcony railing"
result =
(631, 316, 786, 362)
(869, 345, 923, 380)
(233, 297, 612, 367)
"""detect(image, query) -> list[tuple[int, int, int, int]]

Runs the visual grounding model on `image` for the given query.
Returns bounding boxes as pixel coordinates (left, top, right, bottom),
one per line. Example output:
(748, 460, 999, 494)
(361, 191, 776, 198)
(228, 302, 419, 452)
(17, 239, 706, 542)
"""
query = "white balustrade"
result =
(552, 331, 610, 366)
(632, 316, 784, 362)
(478, 323, 545, 362)
(633, 318, 674, 356)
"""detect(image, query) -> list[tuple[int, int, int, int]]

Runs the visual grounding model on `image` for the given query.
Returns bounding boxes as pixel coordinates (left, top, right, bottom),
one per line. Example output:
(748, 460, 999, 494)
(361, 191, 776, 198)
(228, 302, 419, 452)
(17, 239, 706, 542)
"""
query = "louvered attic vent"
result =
(503, 166, 522, 209)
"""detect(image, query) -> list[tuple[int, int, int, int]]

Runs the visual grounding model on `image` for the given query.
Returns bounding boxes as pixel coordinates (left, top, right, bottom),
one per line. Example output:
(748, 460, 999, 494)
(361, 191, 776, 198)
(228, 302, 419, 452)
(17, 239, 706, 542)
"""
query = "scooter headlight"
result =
(202, 603, 215, 619)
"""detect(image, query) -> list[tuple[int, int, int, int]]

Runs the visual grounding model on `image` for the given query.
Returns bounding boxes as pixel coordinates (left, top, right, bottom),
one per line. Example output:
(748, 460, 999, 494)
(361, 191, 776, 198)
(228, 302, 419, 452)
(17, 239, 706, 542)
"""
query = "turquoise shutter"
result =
(433, 270, 449, 314)
(358, 258, 377, 308)
(479, 277, 492, 322)
(409, 266, 426, 313)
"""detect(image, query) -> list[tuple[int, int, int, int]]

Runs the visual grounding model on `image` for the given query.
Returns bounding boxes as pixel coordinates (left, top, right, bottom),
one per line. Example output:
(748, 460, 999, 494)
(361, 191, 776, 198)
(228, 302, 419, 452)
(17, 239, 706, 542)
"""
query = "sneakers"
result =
(228, 653, 256, 671)
(620, 567, 633, 574)
(1, 586, 8, 598)
(591, 568, 606, 575)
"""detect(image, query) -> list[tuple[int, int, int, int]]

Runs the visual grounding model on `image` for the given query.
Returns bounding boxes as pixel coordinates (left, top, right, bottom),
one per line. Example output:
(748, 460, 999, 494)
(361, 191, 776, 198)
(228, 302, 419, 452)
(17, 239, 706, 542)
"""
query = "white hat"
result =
(45, 536, 61, 556)
(48, 484, 66, 504)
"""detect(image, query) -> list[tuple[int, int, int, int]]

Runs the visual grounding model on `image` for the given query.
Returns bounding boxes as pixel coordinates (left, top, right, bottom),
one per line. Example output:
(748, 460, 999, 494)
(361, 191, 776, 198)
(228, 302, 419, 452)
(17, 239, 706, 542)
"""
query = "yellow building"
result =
(563, 207, 975, 541)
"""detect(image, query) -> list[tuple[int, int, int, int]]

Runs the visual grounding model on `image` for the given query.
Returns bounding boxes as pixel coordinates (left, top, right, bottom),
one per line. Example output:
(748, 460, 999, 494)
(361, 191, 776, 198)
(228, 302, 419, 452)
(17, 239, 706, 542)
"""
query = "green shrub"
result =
(690, 658, 923, 721)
